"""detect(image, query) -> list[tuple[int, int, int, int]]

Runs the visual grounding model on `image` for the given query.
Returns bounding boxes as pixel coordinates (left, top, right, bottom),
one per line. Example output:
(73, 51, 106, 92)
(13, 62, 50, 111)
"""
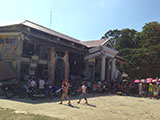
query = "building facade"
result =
(0, 20, 122, 86)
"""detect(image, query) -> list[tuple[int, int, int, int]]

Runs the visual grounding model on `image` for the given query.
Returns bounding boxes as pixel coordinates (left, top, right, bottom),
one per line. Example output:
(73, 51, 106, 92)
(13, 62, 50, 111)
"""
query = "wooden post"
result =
(49, 47, 56, 84)
(17, 35, 23, 81)
(64, 50, 69, 80)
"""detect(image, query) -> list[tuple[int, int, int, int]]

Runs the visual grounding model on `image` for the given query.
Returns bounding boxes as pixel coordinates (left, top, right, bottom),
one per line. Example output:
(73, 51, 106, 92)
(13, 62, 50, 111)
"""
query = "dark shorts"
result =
(79, 93, 87, 100)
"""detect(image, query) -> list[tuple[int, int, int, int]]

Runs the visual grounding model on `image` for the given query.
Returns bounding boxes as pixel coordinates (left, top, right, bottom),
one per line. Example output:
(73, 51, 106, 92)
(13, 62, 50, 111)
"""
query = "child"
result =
(59, 79, 71, 104)
(77, 81, 88, 104)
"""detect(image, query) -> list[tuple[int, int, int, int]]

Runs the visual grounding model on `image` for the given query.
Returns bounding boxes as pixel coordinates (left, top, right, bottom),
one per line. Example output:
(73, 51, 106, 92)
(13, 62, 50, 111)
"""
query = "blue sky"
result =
(0, 0, 160, 41)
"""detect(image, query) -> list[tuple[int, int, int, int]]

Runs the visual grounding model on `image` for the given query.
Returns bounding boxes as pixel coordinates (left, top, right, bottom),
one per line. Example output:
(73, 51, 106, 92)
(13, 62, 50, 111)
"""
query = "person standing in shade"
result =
(157, 83, 160, 99)
(139, 82, 143, 97)
(28, 77, 32, 89)
(153, 83, 158, 98)
(148, 82, 153, 99)
(39, 78, 45, 95)
(77, 81, 88, 104)
(97, 80, 102, 93)
(30, 78, 37, 88)
(59, 79, 71, 105)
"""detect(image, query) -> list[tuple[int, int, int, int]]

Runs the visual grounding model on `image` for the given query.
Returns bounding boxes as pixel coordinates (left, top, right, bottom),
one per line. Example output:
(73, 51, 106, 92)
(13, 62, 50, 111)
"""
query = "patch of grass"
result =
(0, 107, 62, 120)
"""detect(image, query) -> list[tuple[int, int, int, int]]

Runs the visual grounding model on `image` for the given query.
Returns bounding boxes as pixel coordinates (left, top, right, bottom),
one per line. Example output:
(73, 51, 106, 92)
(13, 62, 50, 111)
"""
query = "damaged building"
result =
(0, 20, 123, 86)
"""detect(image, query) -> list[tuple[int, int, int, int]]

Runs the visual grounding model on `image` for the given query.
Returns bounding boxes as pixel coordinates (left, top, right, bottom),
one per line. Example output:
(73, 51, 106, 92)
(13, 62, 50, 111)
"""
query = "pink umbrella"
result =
(146, 78, 153, 81)
(134, 80, 141, 83)
(146, 78, 153, 83)
(147, 80, 152, 83)
(147, 81, 151, 83)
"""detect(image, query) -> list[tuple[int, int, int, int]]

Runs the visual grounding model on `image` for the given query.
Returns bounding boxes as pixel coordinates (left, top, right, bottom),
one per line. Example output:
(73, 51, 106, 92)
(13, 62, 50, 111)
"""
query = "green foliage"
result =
(103, 21, 160, 79)
(141, 22, 160, 48)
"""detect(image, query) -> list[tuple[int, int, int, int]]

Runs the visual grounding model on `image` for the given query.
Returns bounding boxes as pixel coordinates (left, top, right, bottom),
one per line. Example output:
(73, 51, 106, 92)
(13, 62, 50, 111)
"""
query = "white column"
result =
(111, 59, 116, 81)
(101, 56, 106, 81)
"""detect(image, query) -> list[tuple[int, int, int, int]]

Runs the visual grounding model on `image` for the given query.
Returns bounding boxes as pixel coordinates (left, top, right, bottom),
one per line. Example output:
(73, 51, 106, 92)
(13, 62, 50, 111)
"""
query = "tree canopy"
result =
(102, 21, 160, 79)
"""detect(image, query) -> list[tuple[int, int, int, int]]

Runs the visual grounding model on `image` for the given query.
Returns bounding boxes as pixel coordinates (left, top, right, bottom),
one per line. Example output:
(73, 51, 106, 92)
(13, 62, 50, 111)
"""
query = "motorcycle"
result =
(45, 86, 62, 99)
(1, 84, 27, 98)
(29, 86, 62, 100)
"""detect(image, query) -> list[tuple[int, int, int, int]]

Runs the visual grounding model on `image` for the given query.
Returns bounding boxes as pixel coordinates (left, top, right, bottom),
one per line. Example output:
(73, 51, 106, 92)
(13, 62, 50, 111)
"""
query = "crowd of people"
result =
(135, 78, 160, 99)
(86, 80, 118, 94)
(26, 76, 160, 105)
(28, 77, 46, 91)
(84, 78, 160, 100)
(27, 77, 89, 104)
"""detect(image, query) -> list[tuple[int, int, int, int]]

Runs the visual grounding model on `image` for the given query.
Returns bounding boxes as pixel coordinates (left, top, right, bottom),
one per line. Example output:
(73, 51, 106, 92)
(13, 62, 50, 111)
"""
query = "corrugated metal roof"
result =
(0, 20, 109, 49)
(21, 20, 82, 45)
(81, 39, 109, 48)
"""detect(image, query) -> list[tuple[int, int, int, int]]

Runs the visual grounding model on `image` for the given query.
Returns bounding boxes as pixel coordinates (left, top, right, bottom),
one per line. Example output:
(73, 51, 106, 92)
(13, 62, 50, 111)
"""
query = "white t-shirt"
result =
(31, 80, 37, 87)
(97, 81, 102, 88)
(139, 83, 142, 92)
(87, 81, 91, 87)
(39, 79, 45, 89)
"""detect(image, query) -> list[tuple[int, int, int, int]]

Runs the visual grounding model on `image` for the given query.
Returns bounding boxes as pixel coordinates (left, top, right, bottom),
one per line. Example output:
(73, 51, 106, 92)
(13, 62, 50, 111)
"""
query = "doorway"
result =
(54, 58, 65, 86)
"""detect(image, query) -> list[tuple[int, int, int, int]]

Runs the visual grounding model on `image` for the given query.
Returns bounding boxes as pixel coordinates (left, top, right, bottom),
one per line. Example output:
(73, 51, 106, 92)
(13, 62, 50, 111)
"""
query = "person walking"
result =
(59, 79, 71, 105)
(77, 81, 88, 104)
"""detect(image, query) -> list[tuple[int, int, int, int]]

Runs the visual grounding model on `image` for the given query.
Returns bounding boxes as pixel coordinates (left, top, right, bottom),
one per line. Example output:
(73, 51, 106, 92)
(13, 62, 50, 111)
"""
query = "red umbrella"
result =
(134, 80, 141, 83)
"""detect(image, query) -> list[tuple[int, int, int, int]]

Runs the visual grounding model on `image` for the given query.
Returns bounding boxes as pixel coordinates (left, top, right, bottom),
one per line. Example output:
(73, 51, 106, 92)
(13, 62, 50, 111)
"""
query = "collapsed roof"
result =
(0, 62, 17, 81)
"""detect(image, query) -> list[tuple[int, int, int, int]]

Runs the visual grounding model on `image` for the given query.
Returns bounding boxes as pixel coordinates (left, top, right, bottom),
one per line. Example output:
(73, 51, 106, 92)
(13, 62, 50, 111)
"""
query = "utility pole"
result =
(50, 11, 52, 29)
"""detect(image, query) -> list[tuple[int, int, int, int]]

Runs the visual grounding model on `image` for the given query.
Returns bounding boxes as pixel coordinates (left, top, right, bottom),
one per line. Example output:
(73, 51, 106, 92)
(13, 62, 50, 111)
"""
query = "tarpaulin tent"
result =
(0, 62, 17, 81)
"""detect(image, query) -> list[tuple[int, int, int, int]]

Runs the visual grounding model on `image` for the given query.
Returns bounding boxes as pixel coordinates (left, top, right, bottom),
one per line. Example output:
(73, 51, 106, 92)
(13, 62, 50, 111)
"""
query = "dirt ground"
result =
(0, 94, 160, 120)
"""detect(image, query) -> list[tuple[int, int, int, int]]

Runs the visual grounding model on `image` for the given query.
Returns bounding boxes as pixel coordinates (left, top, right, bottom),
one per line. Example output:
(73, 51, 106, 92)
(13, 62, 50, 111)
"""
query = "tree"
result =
(102, 21, 160, 79)
(103, 29, 137, 50)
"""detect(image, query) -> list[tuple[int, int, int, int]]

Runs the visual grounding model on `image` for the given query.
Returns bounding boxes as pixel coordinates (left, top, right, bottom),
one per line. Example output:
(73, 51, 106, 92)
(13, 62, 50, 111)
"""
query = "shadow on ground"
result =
(0, 93, 113, 105)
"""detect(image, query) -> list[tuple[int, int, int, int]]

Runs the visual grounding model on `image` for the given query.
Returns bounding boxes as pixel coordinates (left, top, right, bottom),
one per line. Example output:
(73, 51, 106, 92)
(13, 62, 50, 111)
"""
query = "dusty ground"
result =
(0, 94, 160, 120)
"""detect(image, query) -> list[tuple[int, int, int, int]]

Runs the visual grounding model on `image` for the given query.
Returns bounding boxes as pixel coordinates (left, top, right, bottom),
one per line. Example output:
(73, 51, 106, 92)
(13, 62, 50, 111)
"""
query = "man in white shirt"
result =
(39, 78, 45, 94)
(39, 79, 45, 89)
(97, 80, 102, 92)
(31, 78, 37, 88)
